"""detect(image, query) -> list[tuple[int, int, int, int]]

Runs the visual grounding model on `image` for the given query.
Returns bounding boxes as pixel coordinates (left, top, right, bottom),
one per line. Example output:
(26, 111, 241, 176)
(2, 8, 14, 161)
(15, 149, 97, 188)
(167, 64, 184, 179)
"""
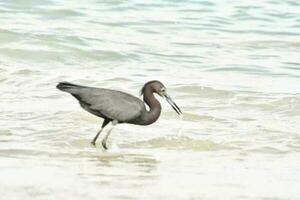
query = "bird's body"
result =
(56, 80, 181, 149)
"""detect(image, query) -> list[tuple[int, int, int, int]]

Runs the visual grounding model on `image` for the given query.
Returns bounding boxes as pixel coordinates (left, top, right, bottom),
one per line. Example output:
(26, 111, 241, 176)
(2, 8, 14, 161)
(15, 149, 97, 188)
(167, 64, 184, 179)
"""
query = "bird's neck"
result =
(142, 86, 161, 125)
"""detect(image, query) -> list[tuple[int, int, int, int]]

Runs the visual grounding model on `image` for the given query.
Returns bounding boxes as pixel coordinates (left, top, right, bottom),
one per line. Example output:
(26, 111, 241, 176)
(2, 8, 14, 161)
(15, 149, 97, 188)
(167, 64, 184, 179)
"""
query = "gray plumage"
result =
(56, 80, 182, 149)
(58, 83, 144, 123)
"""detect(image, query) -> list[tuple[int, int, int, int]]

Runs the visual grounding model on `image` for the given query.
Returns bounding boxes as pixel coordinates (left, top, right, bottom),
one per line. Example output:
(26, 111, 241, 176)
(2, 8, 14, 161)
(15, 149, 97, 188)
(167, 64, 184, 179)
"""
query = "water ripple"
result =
(1, 0, 300, 199)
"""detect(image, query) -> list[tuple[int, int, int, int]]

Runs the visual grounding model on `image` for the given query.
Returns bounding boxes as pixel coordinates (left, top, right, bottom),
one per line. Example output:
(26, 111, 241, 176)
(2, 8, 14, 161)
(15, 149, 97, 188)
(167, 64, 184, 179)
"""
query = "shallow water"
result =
(1, 0, 300, 199)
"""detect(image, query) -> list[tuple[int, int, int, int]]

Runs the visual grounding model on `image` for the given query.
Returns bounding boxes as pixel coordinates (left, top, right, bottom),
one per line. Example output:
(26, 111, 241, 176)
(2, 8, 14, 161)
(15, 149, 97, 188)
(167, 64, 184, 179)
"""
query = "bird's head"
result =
(140, 80, 182, 116)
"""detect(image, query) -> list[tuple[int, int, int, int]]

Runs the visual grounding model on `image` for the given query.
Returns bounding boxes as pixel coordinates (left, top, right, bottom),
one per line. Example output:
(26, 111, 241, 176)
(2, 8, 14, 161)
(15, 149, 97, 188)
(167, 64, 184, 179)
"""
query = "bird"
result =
(56, 80, 182, 149)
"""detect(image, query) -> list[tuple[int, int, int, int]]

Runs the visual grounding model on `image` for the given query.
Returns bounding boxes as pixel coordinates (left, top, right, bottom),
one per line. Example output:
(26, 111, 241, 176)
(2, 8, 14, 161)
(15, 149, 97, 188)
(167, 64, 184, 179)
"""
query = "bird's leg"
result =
(91, 118, 110, 145)
(91, 129, 103, 146)
(102, 120, 118, 150)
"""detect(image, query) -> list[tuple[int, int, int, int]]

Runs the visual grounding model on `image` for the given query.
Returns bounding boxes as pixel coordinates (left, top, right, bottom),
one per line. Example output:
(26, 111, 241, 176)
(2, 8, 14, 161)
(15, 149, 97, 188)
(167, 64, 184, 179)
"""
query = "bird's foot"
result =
(90, 141, 96, 146)
(102, 141, 108, 150)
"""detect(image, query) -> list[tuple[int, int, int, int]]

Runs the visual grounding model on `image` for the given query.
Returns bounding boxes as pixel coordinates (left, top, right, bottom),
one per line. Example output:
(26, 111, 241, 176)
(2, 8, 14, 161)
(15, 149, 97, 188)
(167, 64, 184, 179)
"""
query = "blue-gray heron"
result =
(56, 80, 182, 149)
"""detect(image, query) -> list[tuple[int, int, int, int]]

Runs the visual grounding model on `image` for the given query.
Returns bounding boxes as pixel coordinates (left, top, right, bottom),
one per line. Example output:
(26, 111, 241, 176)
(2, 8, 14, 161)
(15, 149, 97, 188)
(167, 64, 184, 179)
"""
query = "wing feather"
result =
(74, 87, 144, 122)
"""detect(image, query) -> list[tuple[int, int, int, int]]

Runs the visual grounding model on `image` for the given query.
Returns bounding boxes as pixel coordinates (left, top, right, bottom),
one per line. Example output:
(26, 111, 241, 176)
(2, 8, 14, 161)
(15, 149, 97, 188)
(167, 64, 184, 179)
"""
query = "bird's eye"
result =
(161, 88, 166, 92)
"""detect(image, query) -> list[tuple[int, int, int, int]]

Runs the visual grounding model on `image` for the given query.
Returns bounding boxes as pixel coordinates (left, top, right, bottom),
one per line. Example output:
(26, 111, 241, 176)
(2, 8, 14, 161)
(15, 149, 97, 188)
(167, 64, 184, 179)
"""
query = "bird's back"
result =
(57, 82, 145, 122)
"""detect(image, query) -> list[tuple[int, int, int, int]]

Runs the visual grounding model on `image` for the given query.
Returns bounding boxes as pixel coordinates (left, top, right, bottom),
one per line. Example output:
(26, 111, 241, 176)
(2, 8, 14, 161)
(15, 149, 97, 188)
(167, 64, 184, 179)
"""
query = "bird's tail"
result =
(56, 82, 85, 93)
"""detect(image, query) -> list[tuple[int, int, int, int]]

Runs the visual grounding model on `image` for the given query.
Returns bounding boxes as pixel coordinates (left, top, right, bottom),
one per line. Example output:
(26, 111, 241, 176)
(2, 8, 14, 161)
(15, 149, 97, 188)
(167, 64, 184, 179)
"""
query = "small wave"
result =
(174, 85, 235, 98)
(244, 146, 289, 154)
(11, 69, 43, 75)
(104, 77, 133, 82)
(38, 8, 85, 18)
(132, 136, 233, 151)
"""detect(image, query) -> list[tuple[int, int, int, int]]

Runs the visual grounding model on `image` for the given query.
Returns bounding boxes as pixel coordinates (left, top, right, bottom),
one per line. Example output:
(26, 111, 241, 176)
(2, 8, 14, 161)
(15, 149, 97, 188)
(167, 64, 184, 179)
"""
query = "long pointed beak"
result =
(164, 94, 182, 117)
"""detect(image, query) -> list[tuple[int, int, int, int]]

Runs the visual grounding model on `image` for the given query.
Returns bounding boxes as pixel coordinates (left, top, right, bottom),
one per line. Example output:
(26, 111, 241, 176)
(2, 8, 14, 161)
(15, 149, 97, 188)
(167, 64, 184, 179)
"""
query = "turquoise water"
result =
(0, 0, 300, 199)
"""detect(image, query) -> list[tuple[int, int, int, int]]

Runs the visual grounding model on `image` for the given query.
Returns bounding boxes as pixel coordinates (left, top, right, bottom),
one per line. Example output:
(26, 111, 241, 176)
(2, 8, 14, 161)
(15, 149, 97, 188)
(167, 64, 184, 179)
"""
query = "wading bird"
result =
(56, 80, 182, 149)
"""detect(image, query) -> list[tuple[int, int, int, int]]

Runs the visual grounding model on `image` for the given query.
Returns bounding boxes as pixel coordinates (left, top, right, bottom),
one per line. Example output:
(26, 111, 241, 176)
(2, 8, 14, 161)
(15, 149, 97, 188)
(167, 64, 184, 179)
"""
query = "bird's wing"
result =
(75, 87, 145, 122)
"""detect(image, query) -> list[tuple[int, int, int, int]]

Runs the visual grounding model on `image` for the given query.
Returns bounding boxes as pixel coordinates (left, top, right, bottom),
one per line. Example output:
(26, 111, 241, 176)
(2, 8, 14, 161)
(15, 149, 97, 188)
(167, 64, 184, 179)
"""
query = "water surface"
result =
(0, 0, 300, 199)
